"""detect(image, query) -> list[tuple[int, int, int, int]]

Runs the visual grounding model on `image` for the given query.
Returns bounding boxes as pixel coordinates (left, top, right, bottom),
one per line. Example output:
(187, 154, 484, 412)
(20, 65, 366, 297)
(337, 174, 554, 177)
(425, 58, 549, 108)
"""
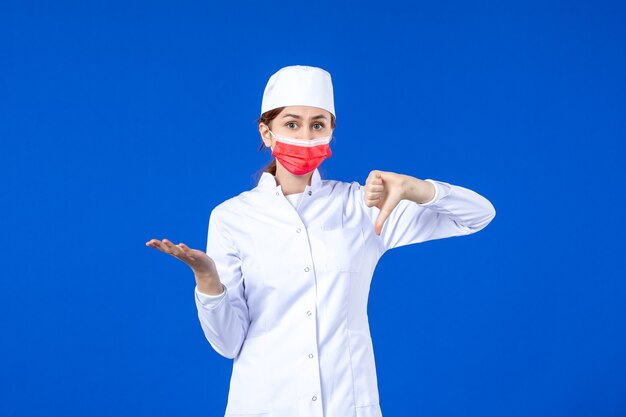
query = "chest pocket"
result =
(322, 226, 366, 273)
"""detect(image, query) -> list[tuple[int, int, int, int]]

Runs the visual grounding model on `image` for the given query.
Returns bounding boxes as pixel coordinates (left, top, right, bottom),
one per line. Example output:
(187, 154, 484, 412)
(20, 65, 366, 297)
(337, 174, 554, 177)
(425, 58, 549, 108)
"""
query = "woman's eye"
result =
(313, 123, 324, 130)
(287, 122, 297, 129)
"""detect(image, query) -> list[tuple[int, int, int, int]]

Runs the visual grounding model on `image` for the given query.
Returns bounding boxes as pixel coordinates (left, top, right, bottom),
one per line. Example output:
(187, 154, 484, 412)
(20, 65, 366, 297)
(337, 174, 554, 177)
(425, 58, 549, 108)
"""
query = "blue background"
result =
(1, 1, 625, 416)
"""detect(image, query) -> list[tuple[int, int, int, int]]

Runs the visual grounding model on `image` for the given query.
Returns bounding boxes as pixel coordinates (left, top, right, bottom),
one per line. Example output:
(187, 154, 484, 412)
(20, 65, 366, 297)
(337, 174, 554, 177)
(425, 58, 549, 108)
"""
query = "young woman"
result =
(146, 65, 496, 417)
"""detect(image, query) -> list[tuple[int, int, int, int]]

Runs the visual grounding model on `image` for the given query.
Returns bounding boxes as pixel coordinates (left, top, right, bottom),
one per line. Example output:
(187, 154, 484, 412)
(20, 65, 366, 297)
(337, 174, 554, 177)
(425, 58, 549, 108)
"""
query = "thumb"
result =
(375, 205, 393, 236)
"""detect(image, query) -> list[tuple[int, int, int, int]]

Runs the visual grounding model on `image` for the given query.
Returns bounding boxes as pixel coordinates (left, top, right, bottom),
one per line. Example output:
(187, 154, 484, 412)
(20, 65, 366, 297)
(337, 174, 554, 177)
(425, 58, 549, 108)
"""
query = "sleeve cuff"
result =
(417, 179, 440, 206)
(195, 284, 226, 307)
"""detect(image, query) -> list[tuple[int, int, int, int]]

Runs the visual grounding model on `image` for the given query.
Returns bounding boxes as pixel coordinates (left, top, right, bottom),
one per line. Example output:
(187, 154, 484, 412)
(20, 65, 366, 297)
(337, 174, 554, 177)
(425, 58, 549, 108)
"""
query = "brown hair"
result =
(256, 107, 337, 175)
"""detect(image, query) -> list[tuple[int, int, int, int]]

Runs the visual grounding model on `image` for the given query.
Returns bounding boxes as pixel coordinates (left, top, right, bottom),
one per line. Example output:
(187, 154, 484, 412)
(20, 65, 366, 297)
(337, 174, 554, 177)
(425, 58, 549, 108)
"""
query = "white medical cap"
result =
(260, 65, 335, 118)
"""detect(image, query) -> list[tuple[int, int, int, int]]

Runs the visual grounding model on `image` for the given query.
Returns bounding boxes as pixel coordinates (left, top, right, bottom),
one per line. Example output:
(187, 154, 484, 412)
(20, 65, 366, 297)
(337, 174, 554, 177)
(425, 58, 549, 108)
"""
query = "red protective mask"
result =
(268, 129, 332, 176)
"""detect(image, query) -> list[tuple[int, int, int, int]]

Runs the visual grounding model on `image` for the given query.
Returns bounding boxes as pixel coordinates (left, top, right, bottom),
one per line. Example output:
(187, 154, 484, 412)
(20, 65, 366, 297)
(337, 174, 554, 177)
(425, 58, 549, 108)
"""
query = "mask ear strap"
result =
(266, 127, 275, 151)
(263, 125, 275, 148)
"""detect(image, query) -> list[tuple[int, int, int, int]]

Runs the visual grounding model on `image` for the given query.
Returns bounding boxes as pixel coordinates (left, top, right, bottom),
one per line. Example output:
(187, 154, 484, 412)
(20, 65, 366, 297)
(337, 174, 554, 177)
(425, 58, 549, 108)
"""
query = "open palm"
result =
(145, 238, 217, 278)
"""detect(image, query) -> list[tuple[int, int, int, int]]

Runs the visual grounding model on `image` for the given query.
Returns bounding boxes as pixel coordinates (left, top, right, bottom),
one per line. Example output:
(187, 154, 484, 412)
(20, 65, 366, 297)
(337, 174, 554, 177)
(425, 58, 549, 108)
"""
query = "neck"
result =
(274, 162, 313, 195)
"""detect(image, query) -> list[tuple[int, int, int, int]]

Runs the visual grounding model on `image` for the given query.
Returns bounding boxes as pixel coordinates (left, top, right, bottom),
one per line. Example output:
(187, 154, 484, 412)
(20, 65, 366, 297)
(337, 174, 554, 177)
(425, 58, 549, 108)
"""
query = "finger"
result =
(374, 197, 395, 235)
(363, 185, 380, 201)
(159, 239, 173, 254)
(147, 239, 166, 251)
(162, 239, 183, 257)
(180, 242, 203, 255)
(366, 170, 383, 185)
(177, 242, 196, 258)
(375, 209, 392, 236)
(365, 193, 382, 204)
(147, 240, 184, 260)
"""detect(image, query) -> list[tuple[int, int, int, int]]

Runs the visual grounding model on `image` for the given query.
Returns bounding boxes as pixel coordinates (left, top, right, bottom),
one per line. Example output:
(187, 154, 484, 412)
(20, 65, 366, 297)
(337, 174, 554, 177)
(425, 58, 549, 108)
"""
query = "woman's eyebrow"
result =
(281, 114, 328, 120)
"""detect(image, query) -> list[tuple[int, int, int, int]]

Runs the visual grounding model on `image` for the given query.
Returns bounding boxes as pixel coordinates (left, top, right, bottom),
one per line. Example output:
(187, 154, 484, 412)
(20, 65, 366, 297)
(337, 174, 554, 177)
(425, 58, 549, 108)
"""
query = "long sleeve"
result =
(195, 207, 250, 359)
(195, 284, 226, 306)
(356, 178, 496, 252)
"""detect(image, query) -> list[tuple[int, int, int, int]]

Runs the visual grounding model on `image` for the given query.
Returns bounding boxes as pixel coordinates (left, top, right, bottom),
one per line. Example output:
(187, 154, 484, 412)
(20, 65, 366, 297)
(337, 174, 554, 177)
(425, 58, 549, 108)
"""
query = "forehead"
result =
(278, 105, 330, 119)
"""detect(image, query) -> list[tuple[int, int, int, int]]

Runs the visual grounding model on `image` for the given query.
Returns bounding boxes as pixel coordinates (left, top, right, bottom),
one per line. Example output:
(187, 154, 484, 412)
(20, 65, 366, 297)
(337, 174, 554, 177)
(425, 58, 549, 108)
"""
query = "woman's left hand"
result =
(363, 170, 435, 236)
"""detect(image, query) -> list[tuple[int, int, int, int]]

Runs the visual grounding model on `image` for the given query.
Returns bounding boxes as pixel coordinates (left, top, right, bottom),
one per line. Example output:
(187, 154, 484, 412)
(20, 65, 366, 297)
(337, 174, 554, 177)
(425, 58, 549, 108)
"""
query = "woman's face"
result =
(260, 105, 333, 148)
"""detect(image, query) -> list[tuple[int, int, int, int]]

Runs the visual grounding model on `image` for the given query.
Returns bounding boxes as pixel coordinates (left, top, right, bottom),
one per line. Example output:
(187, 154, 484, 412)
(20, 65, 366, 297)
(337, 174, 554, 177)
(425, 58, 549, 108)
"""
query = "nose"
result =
(301, 127, 323, 141)
(293, 132, 313, 141)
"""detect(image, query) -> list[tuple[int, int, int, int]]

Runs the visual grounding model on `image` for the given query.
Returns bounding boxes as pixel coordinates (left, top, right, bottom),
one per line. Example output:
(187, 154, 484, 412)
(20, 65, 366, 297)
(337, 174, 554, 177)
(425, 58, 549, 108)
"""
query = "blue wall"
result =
(1, 1, 624, 416)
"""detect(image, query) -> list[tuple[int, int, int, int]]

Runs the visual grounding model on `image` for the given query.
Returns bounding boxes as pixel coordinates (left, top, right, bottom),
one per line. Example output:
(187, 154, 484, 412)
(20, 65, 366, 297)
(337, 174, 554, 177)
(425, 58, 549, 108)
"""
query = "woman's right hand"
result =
(145, 238, 223, 295)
